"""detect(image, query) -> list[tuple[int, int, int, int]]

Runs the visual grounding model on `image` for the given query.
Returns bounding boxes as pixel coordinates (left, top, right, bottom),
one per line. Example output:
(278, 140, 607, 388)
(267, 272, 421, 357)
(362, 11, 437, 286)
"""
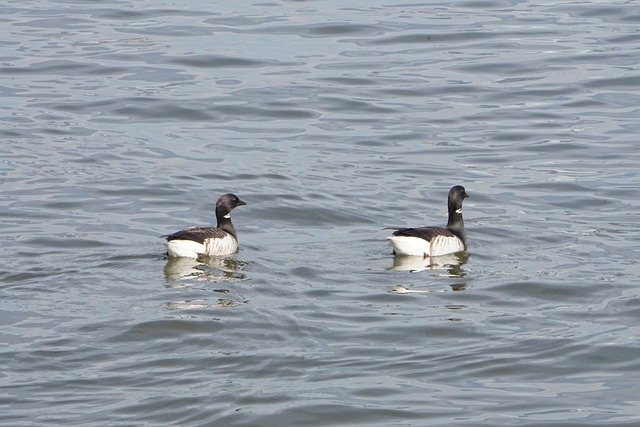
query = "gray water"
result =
(2, 0, 640, 425)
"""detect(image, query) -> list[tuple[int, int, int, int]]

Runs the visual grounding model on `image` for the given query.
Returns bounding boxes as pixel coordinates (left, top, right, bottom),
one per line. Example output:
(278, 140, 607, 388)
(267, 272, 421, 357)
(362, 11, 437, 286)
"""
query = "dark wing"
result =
(391, 226, 456, 242)
(165, 227, 229, 244)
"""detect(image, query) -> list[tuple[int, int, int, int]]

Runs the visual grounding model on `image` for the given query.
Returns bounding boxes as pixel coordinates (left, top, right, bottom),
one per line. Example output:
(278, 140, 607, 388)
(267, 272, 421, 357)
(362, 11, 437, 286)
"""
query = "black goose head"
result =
(215, 193, 246, 221)
(448, 185, 468, 214)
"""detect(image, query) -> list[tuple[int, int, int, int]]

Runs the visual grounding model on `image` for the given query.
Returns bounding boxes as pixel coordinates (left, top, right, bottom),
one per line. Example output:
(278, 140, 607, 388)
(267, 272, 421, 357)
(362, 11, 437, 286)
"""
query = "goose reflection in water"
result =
(163, 256, 248, 309)
(388, 252, 468, 275)
(164, 255, 247, 283)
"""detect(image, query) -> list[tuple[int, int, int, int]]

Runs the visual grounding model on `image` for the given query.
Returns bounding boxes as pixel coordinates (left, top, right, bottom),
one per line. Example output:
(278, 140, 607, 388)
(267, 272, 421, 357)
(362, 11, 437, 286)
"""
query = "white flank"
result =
(429, 235, 465, 257)
(388, 234, 464, 257)
(165, 240, 206, 259)
(203, 233, 238, 256)
(165, 233, 238, 258)
(388, 236, 431, 257)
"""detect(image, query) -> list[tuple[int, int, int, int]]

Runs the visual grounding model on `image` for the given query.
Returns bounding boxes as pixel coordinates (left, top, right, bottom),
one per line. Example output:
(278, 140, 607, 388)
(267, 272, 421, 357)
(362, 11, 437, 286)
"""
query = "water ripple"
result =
(2, 1, 640, 425)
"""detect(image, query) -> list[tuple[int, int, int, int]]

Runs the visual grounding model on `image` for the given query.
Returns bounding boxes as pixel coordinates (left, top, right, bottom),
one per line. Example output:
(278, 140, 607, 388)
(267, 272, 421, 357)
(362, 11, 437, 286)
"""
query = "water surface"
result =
(2, 0, 640, 425)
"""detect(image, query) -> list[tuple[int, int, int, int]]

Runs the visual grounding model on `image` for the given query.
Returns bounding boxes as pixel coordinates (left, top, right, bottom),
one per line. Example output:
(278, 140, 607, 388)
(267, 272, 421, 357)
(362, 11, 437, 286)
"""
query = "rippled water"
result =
(2, 0, 640, 425)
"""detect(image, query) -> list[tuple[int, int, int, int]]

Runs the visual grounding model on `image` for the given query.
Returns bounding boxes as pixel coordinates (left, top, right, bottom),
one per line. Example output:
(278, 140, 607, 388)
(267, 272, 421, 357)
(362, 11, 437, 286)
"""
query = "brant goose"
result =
(388, 185, 468, 257)
(164, 193, 246, 258)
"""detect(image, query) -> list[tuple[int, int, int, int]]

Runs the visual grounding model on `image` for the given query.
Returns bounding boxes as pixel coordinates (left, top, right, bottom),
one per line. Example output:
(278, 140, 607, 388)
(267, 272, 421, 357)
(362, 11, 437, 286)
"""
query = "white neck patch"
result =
(223, 213, 231, 219)
(456, 208, 463, 214)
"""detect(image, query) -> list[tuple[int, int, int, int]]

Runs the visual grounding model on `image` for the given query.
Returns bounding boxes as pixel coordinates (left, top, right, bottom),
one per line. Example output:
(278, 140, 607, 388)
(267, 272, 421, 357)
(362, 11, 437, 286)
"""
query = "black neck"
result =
(446, 209, 466, 247)
(216, 212, 237, 239)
